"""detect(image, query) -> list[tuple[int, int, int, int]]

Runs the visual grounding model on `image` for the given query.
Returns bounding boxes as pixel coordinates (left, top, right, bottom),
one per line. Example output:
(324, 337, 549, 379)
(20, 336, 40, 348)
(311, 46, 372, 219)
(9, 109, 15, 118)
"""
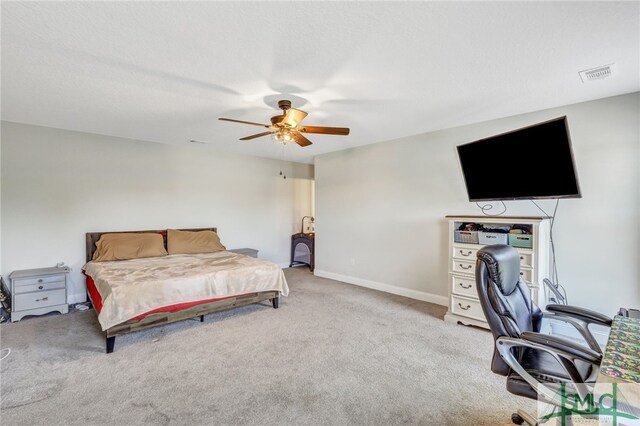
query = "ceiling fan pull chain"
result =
(280, 143, 287, 179)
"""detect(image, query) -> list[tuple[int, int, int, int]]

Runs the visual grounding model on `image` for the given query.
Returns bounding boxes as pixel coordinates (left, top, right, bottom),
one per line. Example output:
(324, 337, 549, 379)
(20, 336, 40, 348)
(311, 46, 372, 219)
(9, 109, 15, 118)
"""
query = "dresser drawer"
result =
(452, 259, 475, 275)
(13, 274, 66, 287)
(451, 244, 480, 262)
(14, 289, 66, 311)
(452, 245, 479, 261)
(519, 268, 533, 283)
(517, 251, 534, 268)
(451, 276, 477, 298)
(15, 280, 65, 294)
(451, 295, 485, 322)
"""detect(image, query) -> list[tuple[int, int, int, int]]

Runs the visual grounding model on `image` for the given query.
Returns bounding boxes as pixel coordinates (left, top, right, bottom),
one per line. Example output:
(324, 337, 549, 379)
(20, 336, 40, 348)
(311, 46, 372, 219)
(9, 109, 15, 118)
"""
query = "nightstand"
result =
(9, 267, 69, 322)
(290, 233, 314, 271)
(228, 248, 259, 258)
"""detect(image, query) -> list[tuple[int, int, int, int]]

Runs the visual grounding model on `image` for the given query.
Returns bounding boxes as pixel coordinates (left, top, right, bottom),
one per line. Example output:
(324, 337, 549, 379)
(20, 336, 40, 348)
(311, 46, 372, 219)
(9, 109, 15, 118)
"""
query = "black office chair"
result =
(475, 245, 612, 425)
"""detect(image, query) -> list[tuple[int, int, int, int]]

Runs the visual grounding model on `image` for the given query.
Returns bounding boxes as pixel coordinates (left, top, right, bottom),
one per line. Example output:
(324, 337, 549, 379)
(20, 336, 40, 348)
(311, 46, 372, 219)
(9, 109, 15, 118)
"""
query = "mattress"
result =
(83, 251, 289, 330)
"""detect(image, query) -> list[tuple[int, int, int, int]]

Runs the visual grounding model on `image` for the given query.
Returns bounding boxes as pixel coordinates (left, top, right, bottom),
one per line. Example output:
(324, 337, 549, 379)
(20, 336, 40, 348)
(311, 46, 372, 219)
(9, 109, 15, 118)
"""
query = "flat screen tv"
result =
(457, 117, 581, 201)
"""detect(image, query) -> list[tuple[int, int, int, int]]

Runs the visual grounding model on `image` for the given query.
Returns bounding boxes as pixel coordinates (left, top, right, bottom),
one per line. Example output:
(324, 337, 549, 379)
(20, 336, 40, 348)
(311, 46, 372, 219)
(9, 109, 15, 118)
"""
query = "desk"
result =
(600, 316, 640, 383)
(596, 315, 640, 420)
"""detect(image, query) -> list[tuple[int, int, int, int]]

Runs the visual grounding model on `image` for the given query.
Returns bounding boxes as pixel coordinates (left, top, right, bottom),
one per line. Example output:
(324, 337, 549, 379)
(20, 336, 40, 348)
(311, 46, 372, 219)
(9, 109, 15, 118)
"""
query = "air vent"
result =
(579, 64, 615, 83)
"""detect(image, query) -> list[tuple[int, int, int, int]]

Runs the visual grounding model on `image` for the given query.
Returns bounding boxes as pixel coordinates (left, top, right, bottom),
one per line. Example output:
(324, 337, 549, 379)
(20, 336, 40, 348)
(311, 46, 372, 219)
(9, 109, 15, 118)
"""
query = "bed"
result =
(84, 228, 289, 353)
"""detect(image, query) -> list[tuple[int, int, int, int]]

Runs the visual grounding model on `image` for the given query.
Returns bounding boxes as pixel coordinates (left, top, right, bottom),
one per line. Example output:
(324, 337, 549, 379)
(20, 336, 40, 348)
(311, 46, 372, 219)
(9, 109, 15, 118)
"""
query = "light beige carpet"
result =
(0, 267, 533, 425)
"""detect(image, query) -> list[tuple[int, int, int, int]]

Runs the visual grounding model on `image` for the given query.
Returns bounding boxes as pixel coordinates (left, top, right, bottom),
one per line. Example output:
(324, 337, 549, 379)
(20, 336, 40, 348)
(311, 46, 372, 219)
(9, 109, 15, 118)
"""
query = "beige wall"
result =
(292, 179, 314, 235)
(0, 130, 2, 285)
(314, 93, 640, 315)
(1, 122, 313, 303)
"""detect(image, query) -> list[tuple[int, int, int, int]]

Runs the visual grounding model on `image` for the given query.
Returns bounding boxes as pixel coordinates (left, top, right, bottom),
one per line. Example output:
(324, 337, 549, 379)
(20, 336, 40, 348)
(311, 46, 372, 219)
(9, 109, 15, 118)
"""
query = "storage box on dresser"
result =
(444, 216, 550, 330)
(9, 267, 69, 322)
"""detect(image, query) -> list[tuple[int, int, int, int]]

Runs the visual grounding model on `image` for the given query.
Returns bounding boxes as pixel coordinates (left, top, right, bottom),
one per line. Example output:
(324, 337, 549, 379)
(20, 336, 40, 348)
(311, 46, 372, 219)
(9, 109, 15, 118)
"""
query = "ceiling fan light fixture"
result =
(271, 132, 284, 143)
(271, 129, 293, 144)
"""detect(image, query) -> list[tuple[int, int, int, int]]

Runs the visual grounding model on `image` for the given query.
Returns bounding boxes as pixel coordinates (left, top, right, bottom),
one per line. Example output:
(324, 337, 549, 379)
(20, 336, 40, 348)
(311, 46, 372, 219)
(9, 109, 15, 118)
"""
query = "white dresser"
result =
(444, 215, 550, 329)
(9, 267, 69, 322)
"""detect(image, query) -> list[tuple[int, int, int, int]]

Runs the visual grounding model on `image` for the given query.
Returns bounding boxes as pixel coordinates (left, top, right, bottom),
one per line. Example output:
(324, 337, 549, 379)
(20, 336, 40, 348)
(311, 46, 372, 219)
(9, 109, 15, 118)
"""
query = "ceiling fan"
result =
(219, 100, 350, 147)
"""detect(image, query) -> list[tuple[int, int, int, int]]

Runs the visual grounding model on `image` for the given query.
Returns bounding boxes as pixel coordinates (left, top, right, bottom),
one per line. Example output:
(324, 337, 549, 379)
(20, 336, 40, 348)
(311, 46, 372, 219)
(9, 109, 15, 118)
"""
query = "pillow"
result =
(92, 233, 168, 262)
(167, 229, 226, 255)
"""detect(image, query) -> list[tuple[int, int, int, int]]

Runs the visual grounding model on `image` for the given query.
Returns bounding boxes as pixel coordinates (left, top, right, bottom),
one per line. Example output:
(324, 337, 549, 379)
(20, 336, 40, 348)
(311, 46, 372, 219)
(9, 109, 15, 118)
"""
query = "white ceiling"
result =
(2, 2, 638, 164)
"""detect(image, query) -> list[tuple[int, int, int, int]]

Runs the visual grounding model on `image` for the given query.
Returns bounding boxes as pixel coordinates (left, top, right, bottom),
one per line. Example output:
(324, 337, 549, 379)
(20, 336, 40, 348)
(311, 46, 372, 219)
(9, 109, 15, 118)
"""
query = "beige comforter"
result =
(84, 251, 289, 330)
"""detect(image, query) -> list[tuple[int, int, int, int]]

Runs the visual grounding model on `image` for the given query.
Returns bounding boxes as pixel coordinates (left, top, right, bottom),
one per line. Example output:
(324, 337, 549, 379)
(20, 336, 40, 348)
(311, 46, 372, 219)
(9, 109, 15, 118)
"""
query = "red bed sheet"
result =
(85, 274, 249, 322)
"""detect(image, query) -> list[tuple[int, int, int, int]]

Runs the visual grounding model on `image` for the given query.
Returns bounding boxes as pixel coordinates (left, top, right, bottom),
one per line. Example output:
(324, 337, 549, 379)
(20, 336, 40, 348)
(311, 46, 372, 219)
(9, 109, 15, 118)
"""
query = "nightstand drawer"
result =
(15, 280, 65, 294)
(13, 274, 66, 287)
(14, 289, 66, 311)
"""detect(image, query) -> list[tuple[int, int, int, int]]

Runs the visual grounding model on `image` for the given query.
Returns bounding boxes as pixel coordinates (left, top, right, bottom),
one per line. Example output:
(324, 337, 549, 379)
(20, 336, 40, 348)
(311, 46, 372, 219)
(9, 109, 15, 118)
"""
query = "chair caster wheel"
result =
(511, 413, 524, 425)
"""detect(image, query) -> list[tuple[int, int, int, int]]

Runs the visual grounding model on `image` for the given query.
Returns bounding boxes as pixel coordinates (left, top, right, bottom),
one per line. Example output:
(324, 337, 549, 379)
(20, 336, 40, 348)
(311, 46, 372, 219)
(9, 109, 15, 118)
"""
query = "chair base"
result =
(513, 409, 538, 425)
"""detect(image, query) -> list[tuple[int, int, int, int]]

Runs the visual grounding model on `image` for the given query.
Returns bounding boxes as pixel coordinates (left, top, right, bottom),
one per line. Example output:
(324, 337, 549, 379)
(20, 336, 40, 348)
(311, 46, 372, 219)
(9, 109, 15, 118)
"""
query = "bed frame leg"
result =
(200, 315, 204, 322)
(106, 336, 116, 354)
(272, 297, 279, 309)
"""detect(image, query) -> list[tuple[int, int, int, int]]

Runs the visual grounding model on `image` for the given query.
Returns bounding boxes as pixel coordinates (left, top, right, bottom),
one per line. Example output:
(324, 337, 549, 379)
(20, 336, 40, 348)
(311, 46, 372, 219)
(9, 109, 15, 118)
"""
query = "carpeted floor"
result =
(0, 268, 533, 425)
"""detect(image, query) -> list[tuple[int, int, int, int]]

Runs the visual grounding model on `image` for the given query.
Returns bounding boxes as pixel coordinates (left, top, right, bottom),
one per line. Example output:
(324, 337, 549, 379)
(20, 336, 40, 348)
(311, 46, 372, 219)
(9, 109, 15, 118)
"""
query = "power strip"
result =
(619, 308, 640, 319)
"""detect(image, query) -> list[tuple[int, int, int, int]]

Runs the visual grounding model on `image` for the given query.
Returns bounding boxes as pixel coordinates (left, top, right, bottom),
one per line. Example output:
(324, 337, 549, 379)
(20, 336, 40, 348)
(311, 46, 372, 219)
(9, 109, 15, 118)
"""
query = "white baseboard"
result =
(314, 269, 448, 307)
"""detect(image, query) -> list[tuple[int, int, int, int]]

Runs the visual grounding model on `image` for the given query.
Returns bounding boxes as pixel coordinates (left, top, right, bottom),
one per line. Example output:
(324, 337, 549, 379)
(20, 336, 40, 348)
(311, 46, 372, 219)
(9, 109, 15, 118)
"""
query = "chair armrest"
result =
(521, 331, 602, 365)
(546, 304, 612, 327)
(544, 304, 611, 354)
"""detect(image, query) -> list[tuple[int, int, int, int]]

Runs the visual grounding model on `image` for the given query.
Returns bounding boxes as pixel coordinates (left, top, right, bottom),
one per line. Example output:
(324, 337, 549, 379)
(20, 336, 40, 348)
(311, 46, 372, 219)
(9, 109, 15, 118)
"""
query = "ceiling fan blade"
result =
(219, 118, 272, 128)
(281, 108, 308, 127)
(292, 132, 313, 147)
(298, 125, 350, 136)
(239, 131, 276, 141)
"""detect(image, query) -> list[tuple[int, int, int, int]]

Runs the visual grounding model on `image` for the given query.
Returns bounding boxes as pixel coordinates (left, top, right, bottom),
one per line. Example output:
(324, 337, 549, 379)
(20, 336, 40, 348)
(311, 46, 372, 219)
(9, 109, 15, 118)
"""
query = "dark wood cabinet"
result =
(290, 233, 314, 272)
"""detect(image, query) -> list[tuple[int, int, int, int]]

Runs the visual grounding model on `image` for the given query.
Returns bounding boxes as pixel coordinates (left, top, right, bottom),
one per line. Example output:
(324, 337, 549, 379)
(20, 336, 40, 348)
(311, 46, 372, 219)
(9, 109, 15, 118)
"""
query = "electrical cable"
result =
(530, 199, 558, 282)
(0, 348, 11, 361)
(550, 199, 560, 285)
(530, 199, 567, 304)
(476, 201, 507, 216)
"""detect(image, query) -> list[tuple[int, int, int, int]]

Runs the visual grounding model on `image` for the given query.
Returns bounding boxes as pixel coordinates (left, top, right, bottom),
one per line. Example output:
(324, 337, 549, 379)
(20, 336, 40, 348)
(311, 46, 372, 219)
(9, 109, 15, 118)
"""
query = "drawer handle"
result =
(520, 272, 524, 276)
(38, 279, 43, 283)
(459, 283, 472, 289)
(36, 296, 49, 302)
(459, 250, 473, 256)
(458, 303, 471, 310)
(459, 264, 473, 270)
(520, 256, 524, 260)
(38, 285, 44, 290)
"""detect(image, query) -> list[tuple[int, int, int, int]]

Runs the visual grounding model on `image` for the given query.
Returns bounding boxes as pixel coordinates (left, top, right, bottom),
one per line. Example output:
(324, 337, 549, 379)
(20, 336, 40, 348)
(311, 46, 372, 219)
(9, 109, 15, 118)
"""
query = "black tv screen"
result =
(457, 117, 581, 201)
